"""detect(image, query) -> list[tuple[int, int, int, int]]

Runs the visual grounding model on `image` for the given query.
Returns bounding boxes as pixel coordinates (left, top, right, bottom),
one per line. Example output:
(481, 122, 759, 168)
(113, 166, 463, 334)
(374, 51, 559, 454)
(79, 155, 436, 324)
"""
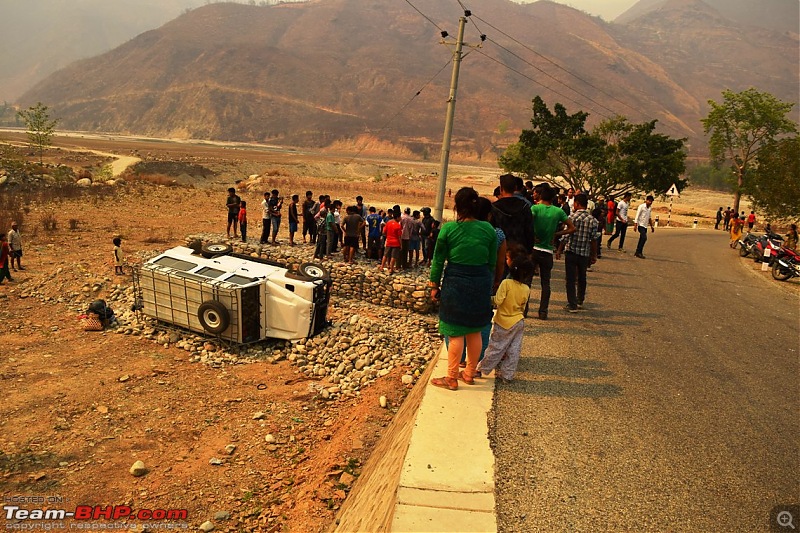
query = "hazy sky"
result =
(517, 0, 640, 21)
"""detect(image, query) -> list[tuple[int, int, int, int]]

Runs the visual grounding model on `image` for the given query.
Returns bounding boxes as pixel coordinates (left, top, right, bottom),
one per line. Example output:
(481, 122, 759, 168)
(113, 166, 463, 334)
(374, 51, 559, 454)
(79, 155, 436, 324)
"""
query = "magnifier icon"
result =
(778, 510, 796, 529)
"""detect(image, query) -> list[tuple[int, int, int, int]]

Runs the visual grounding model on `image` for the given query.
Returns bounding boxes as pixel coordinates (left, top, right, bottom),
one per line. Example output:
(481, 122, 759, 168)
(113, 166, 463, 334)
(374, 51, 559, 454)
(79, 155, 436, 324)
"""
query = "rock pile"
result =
(186, 234, 437, 314)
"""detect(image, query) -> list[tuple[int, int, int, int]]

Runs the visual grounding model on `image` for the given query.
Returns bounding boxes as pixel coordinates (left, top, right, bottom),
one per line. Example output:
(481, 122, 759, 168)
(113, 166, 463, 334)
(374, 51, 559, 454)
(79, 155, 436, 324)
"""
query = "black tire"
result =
(739, 245, 750, 257)
(197, 300, 230, 334)
(201, 242, 233, 259)
(772, 262, 792, 281)
(299, 262, 330, 281)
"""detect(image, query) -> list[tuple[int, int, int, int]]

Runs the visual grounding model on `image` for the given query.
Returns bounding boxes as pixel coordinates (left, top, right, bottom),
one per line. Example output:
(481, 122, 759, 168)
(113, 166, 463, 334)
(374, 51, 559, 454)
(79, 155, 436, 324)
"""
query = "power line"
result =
(472, 13, 652, 121)
(344, 58, 453, 166)
(403, 0, 447, 34)
(471, 47, 614, 121)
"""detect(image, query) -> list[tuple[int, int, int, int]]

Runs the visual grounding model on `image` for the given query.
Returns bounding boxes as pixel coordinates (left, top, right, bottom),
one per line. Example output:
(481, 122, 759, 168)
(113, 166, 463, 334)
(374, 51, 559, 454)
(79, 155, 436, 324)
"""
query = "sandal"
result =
(457, 371, 475, 385)
(431, 376, 458, 391)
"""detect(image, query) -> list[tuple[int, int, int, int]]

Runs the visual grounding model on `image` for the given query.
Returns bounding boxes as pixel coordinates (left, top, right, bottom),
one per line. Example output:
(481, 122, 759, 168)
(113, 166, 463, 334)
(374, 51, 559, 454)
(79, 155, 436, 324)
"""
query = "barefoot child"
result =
(476, 253, 534, 383)
(113, 237, 125, 275)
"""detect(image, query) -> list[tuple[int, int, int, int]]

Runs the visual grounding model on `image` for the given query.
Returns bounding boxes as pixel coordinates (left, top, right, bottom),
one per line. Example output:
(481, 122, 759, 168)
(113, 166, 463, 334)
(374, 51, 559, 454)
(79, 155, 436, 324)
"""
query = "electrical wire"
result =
(472, 13, 651, 120)
(403, 0, 447, 34)
(472, 47, 614, 121)
(344, 58, 453, 166)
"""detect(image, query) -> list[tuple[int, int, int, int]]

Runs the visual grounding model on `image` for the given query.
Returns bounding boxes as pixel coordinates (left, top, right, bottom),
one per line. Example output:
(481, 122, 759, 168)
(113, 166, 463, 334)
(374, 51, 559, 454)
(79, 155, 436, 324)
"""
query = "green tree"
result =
(500, 96, 687, 198)
(497, 142, 541, 179)
(747, 136, 800, 222)
(701, 88, 797, 214)
(17, 102, 59, 165)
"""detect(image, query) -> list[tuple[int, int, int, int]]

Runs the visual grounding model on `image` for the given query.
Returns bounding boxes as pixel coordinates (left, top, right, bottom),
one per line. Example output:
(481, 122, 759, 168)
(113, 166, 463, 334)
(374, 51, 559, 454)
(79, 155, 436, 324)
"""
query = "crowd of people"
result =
(220, 177, 661, 390)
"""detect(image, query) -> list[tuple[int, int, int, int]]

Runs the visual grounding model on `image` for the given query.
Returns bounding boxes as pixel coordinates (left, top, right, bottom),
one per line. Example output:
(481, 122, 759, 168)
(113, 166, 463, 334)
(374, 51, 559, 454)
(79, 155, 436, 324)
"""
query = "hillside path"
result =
(492, 228, 799, 532)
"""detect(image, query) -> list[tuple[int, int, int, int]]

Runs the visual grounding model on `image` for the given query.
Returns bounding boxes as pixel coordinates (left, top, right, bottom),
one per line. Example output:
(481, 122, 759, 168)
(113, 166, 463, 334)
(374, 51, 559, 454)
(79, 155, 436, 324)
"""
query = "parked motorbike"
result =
(752, 232, 784, 264)
(771, 247, 800, 281)
(738, 232, 760, 257)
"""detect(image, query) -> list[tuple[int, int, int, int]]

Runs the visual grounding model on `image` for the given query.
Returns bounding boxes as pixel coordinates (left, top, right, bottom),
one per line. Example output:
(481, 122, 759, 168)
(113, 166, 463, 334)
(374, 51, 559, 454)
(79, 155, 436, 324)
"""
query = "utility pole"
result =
(434, 16, 467, 224)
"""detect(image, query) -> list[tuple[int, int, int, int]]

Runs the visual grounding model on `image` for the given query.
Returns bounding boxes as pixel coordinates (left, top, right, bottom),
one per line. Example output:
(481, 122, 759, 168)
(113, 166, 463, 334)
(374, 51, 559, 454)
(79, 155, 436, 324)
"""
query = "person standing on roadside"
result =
(606, 192, 632, 252)
(530, 184, 574, 320)
(715, 207, 723, 230)
(238, 201, 248, 242)
(634, 195, 656, 259)
(723, 207, 732, 231)
(366, 206, 382, 260)
(260, 191, 270, 244)
(288, 194, 300, 246)
(302, 191, 317, 244)
(8, 221, 24, 271)
(419, 207, 434, 266)
(747, 211, 756, 230)
(226, 187, 241, 238)
(491, 173, 535, 254)
(557, 193, 597, 312)
(268, 189, 283, 245)
(429, 187, 497, 391)
(341, 205, 365, 264)
(356, 196, 368, 250)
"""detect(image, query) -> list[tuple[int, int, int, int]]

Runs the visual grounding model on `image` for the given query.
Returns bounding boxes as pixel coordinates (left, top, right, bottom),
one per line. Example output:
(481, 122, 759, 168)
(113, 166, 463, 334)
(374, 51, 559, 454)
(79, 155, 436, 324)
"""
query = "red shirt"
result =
(0, 241, 8, 267)
(384, 219, 402, 247)
(238, 207, 247, 224)
(747, 213, 756, 223)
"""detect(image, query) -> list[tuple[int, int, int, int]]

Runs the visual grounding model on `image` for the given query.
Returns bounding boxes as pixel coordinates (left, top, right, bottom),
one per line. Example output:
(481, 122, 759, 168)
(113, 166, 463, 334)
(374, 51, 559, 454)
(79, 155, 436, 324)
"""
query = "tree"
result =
(747, 136, 800, 222)
(701, 88, 797, 214)
(17, 102, 59, 166)
(500, 96, 687, 198)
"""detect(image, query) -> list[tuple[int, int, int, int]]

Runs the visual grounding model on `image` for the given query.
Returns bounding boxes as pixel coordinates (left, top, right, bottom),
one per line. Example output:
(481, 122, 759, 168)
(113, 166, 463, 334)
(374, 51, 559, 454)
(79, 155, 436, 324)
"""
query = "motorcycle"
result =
(771, 247, 800, 281)
(752, 232, 784, 264)
(738, 232, 760, 257)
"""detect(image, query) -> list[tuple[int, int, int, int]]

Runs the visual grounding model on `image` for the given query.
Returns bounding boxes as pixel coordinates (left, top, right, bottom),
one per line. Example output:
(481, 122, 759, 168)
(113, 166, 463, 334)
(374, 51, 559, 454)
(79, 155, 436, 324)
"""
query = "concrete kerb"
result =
(331, 344, 498, 533)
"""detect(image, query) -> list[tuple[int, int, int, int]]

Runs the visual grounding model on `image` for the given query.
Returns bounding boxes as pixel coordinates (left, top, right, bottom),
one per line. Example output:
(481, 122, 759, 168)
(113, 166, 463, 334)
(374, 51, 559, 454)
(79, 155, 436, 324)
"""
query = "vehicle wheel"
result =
(772, 262, 792, 281)
(197, 300, 230, 334)
(201, 242, 233, 259)
(739, 245, 749, 257)
(299, 262, 330, 281)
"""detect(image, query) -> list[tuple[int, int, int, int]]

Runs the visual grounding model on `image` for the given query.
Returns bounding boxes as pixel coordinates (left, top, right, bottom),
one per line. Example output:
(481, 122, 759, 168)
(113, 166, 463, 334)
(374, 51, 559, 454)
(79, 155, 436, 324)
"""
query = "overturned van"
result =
(136, 244, 331, 343)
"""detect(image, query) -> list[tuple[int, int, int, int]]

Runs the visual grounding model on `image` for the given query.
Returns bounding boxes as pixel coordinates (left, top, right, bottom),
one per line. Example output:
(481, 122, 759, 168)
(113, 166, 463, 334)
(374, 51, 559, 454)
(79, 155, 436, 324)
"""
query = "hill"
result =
(0, 0, 209, 103)
(16, 0, 799, 157)
(616, 0, 800, 34)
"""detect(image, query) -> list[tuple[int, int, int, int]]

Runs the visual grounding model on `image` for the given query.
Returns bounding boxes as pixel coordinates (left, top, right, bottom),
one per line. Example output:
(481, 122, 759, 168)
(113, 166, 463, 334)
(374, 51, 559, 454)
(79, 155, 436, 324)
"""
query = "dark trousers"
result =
(367, 236, 380, 260)
(564, 252, 589, 307)
(0, 263, 12, 282)
(715, 218, 721, 230)
(532, 249, 554, 314)
(314, 232, 328, 259)
(240, 222, 247, 242)
(607, 221, 628, 249)
(260, 218, 270, 244)
(303, 217, 317, 242)
(636, 226, 648, 255)
(399, 239, 410, 269)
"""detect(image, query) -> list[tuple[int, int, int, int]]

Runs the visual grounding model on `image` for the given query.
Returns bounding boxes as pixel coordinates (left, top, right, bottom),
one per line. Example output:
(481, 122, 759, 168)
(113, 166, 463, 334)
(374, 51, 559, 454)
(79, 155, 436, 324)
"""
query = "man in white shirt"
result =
(606, 192, 632, 252)
(634, 195, 656, 259)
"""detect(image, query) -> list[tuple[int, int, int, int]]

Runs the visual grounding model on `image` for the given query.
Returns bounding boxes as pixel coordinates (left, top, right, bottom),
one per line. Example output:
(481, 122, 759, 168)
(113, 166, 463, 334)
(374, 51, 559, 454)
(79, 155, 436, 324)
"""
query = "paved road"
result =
(491, 228, 799, 532)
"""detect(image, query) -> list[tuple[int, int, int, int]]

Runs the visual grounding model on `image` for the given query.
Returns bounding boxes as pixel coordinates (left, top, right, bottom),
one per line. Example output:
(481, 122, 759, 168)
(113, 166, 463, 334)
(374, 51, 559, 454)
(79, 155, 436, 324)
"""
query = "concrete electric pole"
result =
(433, 16, 467, 223)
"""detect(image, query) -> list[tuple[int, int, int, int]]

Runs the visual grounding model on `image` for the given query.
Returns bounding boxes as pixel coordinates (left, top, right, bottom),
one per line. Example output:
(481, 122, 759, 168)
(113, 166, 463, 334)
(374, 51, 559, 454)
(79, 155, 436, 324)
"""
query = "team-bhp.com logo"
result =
(4, 505, 188, 521)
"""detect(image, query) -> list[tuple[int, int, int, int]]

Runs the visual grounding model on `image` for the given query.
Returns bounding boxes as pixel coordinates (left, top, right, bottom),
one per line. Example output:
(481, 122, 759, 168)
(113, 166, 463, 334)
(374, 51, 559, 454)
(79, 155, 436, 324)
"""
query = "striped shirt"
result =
(565, 209, 598, 257)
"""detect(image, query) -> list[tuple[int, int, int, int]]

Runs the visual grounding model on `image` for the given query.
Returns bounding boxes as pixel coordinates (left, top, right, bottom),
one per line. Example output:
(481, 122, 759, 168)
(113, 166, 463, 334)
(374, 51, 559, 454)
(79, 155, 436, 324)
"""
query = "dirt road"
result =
(492, 228, 799, 532)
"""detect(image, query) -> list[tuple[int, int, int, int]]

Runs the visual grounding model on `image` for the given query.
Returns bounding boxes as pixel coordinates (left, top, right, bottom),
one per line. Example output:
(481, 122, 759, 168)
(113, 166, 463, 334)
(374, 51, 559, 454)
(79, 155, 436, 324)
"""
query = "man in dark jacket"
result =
(491, 174, 535, 253)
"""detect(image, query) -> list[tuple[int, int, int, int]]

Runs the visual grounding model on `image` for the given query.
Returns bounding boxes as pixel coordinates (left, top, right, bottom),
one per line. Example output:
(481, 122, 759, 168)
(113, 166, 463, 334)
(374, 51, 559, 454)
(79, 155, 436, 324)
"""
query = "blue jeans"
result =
(270, 217, 281, 238)
(636, 226, 648, 255)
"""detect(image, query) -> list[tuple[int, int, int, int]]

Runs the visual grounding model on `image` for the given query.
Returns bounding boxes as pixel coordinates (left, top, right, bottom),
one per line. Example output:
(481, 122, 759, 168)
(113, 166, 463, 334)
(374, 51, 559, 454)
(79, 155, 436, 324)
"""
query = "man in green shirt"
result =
(530, 184, 575, 320)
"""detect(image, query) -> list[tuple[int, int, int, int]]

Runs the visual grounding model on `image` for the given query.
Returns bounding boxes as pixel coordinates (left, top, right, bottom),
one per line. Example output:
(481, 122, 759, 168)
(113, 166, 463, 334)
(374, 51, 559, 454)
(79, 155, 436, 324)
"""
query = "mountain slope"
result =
(0, 0, 208, 102)
(17, 0, 798, 156)
(616, 0, 800, 33)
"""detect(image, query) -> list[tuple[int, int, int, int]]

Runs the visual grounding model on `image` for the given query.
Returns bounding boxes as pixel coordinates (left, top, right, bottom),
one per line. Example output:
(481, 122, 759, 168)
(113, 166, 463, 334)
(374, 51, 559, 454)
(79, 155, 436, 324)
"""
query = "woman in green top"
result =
(429, 187, 497, 391)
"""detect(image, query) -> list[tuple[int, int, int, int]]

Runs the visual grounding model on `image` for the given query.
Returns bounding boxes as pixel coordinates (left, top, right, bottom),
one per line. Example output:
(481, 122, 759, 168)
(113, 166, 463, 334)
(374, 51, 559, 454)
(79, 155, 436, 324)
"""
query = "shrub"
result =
(41, 212, 57, 232)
